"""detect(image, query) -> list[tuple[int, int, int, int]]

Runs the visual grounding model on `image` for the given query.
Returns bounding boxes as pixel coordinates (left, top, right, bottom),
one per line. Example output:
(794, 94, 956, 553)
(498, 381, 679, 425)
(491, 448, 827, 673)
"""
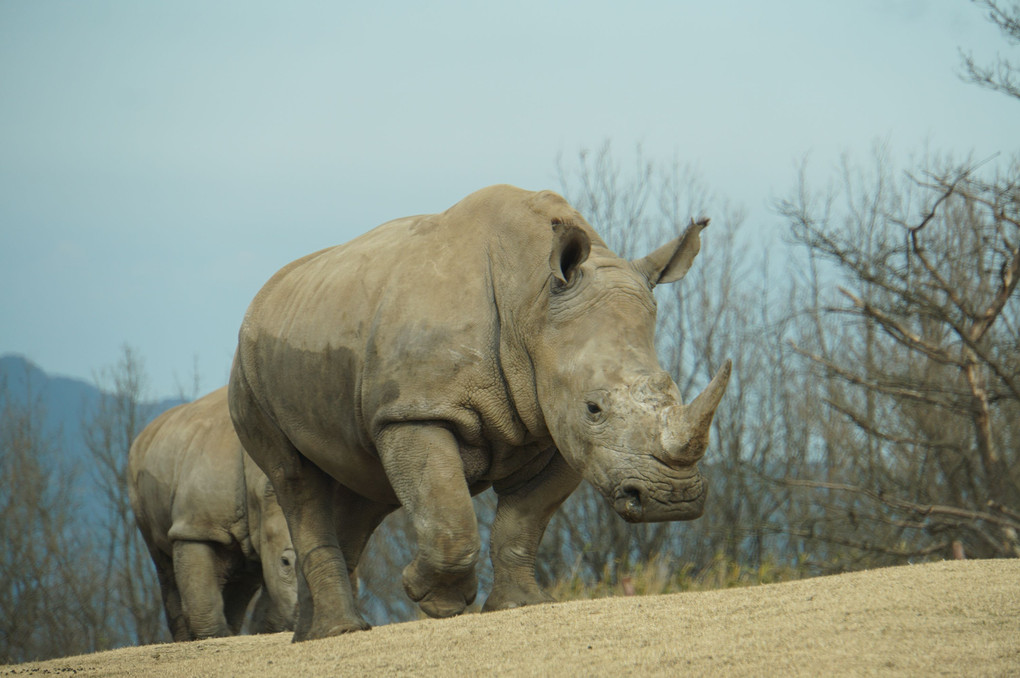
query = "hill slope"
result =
(5, 559, 1017, 677)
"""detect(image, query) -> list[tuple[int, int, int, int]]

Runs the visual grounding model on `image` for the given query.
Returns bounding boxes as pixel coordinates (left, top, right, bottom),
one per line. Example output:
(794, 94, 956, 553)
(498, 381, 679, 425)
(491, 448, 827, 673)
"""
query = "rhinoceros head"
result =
(255, 482, 298, 631)
(528, 211, 730, 523)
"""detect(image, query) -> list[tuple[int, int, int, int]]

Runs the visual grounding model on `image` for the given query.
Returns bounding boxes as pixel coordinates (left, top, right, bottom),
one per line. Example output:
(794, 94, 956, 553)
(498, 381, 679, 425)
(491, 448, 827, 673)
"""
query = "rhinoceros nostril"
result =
(615, 483, 644, 522)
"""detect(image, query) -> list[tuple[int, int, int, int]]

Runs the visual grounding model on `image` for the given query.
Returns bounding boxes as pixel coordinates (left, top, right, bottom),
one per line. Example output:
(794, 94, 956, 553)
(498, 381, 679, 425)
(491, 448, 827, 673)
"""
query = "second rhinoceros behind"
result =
(229, 184, 730, 642)
(128, 386, 297, 641)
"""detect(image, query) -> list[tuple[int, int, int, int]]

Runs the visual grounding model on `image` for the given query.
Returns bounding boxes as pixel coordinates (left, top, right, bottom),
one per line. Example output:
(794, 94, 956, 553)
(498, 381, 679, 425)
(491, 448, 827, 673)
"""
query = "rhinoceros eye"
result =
(584, 394, 608, 422)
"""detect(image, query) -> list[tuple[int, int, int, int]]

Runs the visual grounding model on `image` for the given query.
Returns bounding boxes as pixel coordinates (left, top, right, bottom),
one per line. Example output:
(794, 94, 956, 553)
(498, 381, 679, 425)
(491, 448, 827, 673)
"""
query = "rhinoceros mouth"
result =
(610, 473, 707, 523)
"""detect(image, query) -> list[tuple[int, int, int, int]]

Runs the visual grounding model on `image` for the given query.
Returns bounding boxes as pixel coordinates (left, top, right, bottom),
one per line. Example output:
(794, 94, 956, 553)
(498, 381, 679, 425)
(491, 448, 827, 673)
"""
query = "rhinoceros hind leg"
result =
(285, 488, 371, 641)
(281, 466, 370, 642)
(293, 542, 371, 641)
(484, 452, 581, 612)
(230, 367, 369, 642)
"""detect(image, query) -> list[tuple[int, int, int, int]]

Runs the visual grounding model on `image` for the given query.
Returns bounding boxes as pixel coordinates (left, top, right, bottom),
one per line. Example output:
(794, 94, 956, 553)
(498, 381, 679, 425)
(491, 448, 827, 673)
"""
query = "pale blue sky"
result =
(1, 1, 1016, 397)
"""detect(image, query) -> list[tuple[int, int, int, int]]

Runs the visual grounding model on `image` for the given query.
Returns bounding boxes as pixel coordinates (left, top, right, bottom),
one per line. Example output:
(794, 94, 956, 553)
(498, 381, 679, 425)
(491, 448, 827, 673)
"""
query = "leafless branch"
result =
(837, 287, 966, 367)
(782, 479, 1020, 531)
(822, 398, 960, 450)
(788, 340, 967, 409)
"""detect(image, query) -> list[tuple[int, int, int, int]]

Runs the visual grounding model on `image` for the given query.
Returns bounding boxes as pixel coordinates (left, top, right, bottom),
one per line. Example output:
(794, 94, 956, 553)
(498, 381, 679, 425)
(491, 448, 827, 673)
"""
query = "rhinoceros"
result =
(128, 386, 298, 641)
(229, 184, 730, 641)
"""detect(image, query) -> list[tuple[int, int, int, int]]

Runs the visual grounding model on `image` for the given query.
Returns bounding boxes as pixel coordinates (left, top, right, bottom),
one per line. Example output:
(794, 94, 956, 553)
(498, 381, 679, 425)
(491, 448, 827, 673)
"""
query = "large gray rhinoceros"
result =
(229, 184, 730, 642)
(128, 386, 298, 641)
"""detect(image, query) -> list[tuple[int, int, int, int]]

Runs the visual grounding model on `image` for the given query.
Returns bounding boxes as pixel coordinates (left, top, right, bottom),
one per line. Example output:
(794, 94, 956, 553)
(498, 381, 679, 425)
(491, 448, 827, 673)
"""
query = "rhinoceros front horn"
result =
(659, 360, 732, 466)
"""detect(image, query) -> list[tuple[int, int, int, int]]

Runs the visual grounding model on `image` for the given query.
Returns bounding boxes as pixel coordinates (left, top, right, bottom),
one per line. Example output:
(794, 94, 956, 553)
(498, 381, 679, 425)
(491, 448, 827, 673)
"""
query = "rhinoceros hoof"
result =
(403, 559, 478, 618)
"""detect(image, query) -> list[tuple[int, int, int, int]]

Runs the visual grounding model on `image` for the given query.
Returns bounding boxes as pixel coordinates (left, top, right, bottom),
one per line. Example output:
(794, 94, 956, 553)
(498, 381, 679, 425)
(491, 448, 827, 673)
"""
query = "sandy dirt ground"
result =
(3, 559, 1018, 677)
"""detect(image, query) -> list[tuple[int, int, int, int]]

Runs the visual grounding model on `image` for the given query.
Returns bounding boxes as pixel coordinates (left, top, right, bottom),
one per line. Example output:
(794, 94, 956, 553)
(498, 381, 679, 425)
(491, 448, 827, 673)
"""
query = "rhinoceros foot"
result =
(402, 556, 478, 618)
(482, 583, 555, 612)
(294, 615, 371, 642)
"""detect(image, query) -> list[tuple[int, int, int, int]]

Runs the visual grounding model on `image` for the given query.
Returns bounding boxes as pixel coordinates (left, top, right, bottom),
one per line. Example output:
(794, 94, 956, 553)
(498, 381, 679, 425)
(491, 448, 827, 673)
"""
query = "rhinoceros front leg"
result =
(145, 540, 191, 641)
(376, 423, 481, 618)
(484, 451, 581, 612)
(173, 540, 233, 639)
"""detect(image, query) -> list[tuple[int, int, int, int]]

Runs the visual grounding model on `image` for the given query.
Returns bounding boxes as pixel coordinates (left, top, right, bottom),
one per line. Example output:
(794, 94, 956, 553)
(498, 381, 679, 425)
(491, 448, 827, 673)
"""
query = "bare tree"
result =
(779, 147, 1020, 562)
(82, 345, 166, 647)
(961, 0, 1020, 100)
(773, 1, 1020, 564)
(0, 368, 105, 661)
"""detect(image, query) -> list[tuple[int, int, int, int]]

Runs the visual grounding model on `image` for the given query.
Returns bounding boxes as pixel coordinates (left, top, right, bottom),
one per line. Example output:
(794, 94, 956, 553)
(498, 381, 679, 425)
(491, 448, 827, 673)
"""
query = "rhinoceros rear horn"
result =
(549, 219, 591, 287)
(633, 217, 710, 287)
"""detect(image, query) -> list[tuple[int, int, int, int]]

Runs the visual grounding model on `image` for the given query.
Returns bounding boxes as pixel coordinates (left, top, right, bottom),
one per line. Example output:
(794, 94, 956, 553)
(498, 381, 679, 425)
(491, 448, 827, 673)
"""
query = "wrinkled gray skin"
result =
(229, 184, 731, 642)
(128, 387, 298, 641)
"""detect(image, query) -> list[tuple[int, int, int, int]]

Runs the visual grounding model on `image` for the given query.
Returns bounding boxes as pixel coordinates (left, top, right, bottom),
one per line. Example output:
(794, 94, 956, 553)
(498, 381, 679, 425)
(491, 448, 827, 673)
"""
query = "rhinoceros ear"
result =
(633, 217, 709, 287)
(549, 218, 591, 288)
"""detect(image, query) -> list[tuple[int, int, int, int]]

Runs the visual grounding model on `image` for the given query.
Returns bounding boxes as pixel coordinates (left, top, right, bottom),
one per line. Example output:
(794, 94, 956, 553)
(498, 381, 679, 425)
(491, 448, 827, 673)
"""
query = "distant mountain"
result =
(0, 353, 188, 515)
